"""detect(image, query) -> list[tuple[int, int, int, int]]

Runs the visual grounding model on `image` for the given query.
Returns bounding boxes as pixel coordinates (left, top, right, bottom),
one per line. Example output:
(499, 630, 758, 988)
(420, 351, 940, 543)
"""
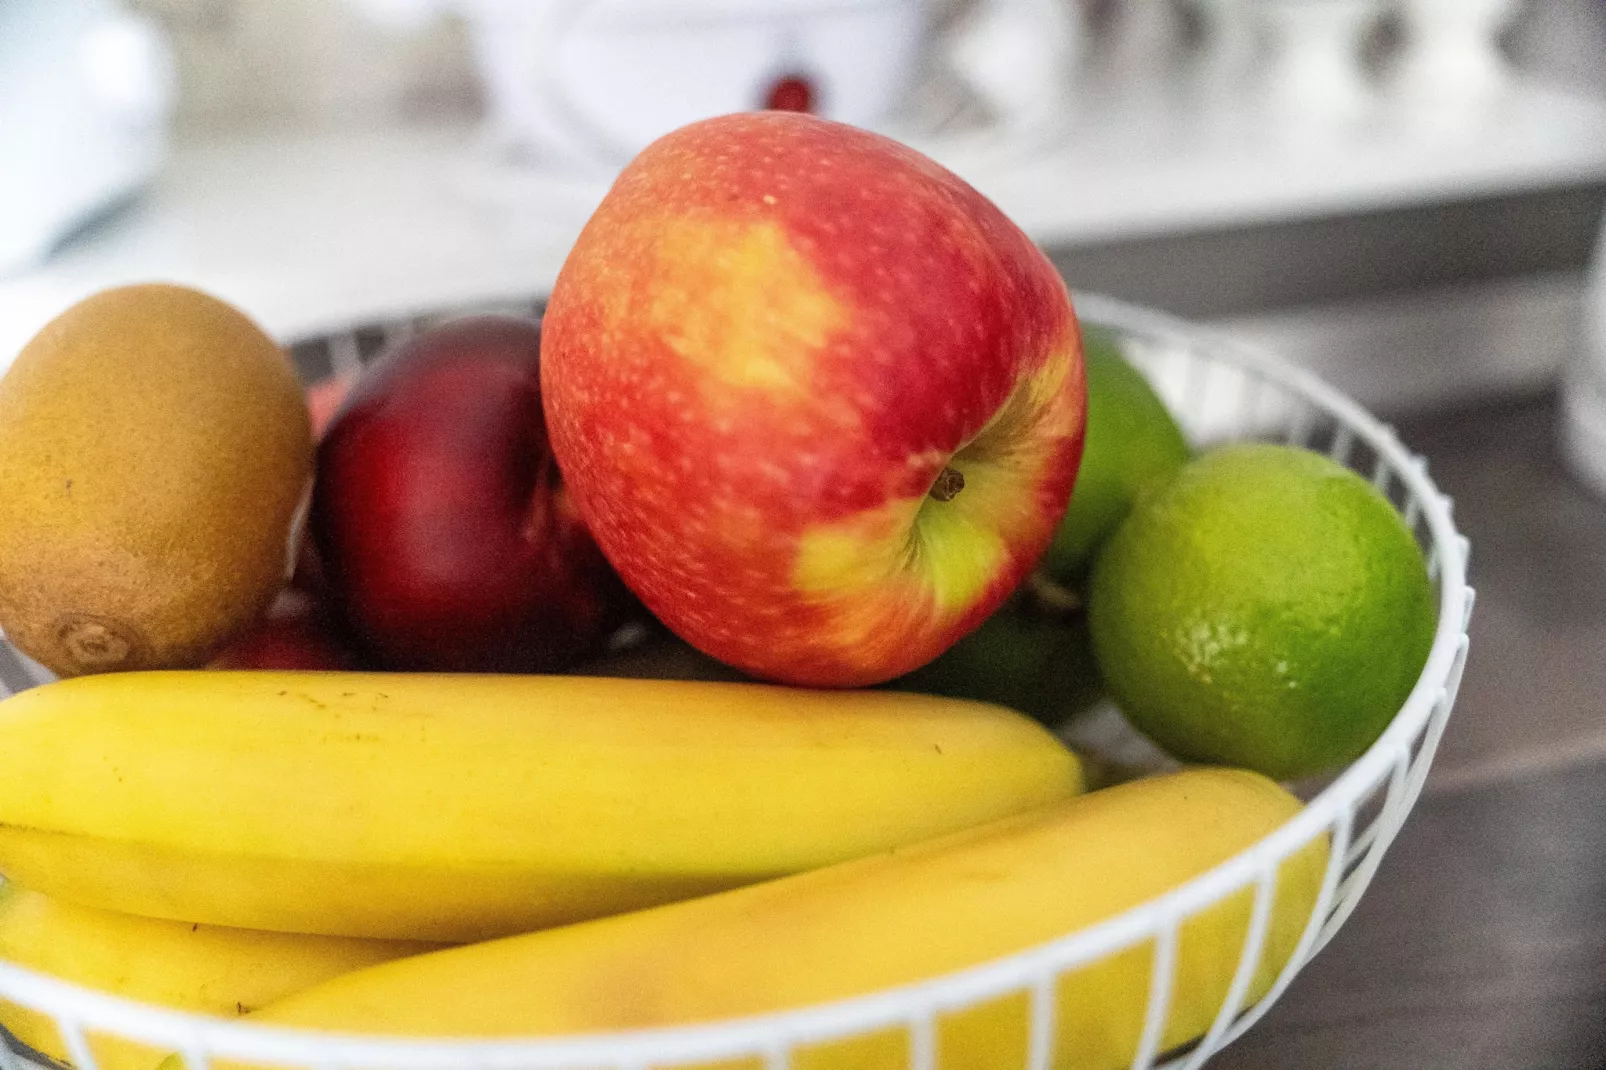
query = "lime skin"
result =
(1088, 443, 1437, 781)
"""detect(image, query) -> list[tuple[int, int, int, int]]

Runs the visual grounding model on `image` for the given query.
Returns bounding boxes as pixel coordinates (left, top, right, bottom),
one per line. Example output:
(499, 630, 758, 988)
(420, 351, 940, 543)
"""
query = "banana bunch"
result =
(0, 671, 1324, 1070)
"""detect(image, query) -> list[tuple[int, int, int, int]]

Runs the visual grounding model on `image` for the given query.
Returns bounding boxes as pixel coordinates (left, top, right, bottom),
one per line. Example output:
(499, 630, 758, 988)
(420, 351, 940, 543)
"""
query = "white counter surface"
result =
(3, 80, 1605, 359)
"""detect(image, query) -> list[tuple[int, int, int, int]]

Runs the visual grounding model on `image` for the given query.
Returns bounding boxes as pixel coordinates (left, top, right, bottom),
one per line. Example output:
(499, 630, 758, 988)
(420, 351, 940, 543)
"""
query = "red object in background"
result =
(764, 74, 817, 114)
(312, 316, 627, 673)
(306, 371, 356, 441)
(208, 588, 361, 671)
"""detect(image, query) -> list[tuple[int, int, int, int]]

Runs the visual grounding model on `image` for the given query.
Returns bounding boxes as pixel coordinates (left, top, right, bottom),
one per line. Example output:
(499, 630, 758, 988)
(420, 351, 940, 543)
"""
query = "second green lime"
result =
(1041, 329, 1191, 585)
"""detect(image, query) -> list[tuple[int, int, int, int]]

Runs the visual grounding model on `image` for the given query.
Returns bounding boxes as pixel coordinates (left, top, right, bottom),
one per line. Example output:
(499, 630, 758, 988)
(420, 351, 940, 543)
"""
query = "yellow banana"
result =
(0, 885, 434, 1070)
(244, 768, 1327, 1070)
(0, 671, 1081, 941)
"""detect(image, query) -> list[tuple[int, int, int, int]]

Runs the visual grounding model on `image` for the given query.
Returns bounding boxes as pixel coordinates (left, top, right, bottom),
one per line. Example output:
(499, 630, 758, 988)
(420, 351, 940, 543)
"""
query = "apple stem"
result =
(929, 466, 966, 503)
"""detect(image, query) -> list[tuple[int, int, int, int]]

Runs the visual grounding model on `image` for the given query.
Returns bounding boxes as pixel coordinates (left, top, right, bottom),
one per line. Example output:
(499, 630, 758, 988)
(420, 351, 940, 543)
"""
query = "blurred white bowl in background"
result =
(351, 0, 929, 171)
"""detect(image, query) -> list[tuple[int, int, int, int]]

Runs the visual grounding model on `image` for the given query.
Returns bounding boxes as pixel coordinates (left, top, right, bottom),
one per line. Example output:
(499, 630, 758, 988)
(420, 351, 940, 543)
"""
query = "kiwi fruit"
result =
(0, 284, 313, 676)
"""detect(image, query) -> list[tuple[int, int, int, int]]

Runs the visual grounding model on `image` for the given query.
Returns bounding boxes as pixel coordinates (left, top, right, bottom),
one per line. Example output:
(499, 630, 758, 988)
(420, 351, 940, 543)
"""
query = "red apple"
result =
(207, 588, 361, 671)
(313, 316, 624, 672)
(542, 113, 1087, 687)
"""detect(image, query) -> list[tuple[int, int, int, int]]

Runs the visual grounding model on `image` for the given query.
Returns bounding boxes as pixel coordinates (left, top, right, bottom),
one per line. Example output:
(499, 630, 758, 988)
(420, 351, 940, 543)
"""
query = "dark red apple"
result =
(208, 588, 361, 670)
(312, 316, 624, 672)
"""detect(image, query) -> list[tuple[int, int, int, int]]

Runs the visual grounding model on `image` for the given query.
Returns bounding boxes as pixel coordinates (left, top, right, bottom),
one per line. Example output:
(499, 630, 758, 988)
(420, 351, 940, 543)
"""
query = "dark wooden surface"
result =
(1218, 760, 1606, 1069)
(1213, 389, 1606, 1069)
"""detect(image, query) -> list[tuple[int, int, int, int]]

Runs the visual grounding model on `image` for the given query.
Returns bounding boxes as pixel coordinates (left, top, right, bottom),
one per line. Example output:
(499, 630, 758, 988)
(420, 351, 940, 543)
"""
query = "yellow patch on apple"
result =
(648, 219, 846, 397)
(790, 348, 1084, 674)
(787, 499, 992, 648)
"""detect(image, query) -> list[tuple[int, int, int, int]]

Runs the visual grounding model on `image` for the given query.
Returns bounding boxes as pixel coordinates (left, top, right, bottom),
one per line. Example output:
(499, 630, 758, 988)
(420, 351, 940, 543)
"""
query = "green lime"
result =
(1087, 443, 1436, 781)
(889, 580, 1104, 727)
(1041, 329, 1191, 585)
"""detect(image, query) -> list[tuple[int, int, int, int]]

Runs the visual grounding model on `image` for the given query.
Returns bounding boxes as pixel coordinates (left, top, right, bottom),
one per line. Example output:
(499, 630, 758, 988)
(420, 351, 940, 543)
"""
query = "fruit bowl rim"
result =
(0, 292, 1473, 1070)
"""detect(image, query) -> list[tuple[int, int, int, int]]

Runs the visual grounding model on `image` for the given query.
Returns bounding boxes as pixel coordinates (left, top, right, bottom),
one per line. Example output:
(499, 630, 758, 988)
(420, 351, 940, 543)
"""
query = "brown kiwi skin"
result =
(0, 284, 313, 676)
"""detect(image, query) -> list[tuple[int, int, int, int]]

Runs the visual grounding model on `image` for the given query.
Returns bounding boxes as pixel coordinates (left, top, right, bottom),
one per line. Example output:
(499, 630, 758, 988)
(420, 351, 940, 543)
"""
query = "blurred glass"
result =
(0, 0, 174, 274)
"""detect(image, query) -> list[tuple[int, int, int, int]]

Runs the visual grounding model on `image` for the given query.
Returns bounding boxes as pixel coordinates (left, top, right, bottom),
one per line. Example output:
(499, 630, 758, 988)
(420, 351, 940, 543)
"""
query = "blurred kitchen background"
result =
(7, 0, 1606, 420)
(5, 2, 1606, 1064)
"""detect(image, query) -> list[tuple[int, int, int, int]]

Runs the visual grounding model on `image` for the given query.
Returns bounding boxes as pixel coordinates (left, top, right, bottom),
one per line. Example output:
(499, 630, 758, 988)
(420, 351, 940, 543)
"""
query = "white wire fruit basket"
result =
(0, 293, 1473, 1070)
